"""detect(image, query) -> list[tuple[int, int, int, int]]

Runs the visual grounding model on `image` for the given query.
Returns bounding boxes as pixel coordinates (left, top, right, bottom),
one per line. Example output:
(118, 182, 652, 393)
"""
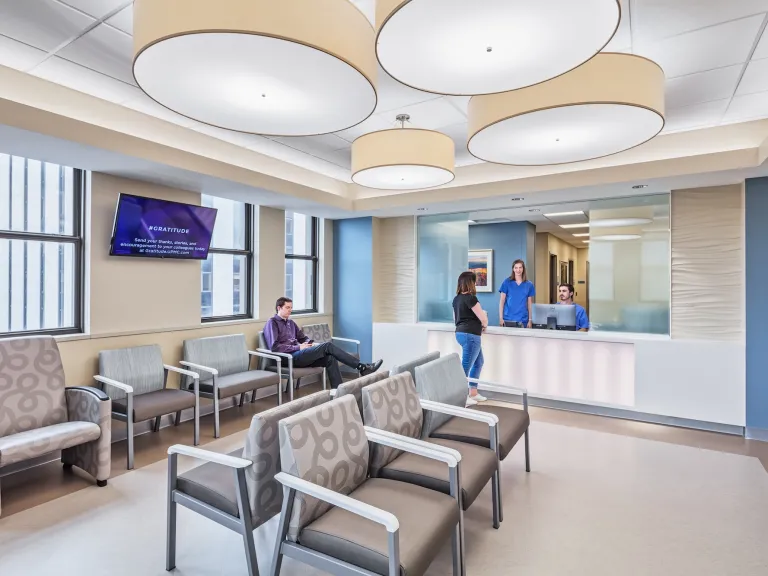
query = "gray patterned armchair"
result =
(0, 336, 111, 516)
(302, 322, 360, 381)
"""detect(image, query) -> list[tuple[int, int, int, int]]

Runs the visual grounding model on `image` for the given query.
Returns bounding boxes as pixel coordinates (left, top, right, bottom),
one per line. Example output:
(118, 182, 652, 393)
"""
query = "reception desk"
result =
(373, 323, 746, 433)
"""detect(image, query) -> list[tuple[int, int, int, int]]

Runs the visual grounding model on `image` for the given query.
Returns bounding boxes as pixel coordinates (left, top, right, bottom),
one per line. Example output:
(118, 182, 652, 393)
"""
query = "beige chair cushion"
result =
(0, 421, 100, 467)
(430, 404, 530, 460)
(299, 478, 459, 576)
(176, 449, 243, 518)
(113, 388, 196, 422)
(378, 438, 497, 509)
(199, 370, 280, 399)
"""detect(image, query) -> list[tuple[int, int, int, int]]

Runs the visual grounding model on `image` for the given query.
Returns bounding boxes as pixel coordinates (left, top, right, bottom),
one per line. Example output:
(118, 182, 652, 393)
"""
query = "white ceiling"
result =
(1, 0, 768, 185)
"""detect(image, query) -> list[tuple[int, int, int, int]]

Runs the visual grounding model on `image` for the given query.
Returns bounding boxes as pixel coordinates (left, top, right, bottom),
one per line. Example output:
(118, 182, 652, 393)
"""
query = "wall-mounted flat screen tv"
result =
(109, 193, 218, 260)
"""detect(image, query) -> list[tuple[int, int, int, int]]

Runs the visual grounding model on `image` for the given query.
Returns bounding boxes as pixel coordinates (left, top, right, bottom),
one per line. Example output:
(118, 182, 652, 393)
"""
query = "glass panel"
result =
(417, 212, 470, 322)
(286, 259, 315, 311)
(201, 253, 248, 318)
(203, 194, 246, 250)
(285, 212, 314, 255)
(0, 240, 76, 333)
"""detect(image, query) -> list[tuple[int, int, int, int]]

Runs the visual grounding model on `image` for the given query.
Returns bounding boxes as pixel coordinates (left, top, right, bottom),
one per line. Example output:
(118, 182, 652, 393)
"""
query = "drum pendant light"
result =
(375, 0, 621, 95)
(352, 115, 455, 190)
(133, 0, 377, 136)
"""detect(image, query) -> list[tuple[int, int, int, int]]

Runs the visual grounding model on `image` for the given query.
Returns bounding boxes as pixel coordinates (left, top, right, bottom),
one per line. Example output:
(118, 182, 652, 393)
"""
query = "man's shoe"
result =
(359, 359, 383, 376)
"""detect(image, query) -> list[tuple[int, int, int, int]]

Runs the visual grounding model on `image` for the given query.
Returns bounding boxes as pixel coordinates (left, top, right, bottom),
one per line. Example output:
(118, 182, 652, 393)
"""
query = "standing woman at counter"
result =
(453, 271, 488, 405)
(498, 259, 536, 328)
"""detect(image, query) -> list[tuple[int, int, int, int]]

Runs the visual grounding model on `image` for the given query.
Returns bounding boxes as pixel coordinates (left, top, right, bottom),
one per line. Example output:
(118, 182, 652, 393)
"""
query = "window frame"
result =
(285, 214, 319, 315)
(201, 202, 254, 323)
(0, 166, 85, 338)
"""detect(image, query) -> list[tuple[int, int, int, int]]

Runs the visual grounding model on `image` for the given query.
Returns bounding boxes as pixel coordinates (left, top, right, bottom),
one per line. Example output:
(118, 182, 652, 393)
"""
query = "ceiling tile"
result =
(187, 123, 267, 149)
(30, 56, 140, 103)
(57, 23, 134, 84)
(334, 115, 394, 143)
(662, 100, 729, 133)
(753, 27, 768, 60)
(633, 0, 768, 43)
(439, 122, 470, 147)
(350, 0, 375, 25)
(634, 15, 764, 78)
(316, 148, 352, 170)
(0, 34, 48, 71)
(665, 65, 742, 108)
(374, 66, 441, 114)
(58, 0, 128, 19)
(455, 149, 484, 168)
(376, 98, 465, 130)
(121, 93, 198, 127)
(0, 0, 95, 52)
(270, 134, 350, 157)
(444, 96, 470, 117)
(106, 5, 132, 35)
(723, 91, 768, 123)
(603, 0, 632, 51)
(736, 57, 768, 95)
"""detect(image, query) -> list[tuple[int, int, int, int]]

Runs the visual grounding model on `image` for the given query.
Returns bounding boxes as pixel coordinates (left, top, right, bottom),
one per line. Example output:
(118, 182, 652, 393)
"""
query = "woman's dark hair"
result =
(510, 259, 527, 282)
(456, 271, 477, 295)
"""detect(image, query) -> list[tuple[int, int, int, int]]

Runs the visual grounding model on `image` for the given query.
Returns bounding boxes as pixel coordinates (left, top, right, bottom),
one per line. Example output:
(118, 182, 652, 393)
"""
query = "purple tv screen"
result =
(109, 194, 218, 260)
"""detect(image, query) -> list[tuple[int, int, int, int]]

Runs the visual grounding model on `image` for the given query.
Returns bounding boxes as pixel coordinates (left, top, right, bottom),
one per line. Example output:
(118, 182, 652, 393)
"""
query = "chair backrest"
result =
(301, 323, 331, 344)
(99, 344, 165, 401)
(256, 331, 272, 371)
(279, 394, 369, 541)
(335, 370, 390, 415)
(362, 372, 423, 476)
(0, 336, 67, 437)
(414, 353, 468, 438)
(242, 390, 332, 528)
(182, 334, 250, 386)
(390, 351, 440, 383)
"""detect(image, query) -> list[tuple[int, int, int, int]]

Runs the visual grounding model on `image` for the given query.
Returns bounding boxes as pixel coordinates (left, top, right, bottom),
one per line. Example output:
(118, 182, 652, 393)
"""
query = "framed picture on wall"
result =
(469, 249, 493, 293)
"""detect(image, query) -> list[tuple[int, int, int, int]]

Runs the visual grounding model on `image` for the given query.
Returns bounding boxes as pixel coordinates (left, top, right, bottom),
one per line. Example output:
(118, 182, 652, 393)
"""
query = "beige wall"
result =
(372, 216, 416, 323)
(534, 233, 585, 306)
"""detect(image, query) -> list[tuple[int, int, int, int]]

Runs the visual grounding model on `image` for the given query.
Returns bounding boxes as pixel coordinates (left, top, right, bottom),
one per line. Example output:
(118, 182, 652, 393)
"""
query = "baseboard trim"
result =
(745, 427, 768, 442)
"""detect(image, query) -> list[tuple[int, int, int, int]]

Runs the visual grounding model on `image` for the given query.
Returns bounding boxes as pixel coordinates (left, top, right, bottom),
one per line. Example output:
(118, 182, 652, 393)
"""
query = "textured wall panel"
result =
(373, 216, 416, 323)
(671, 185, 743, 341)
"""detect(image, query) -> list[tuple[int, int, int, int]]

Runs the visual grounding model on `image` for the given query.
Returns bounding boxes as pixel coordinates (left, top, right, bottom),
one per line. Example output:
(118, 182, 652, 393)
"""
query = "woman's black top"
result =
(453, 293, 482, 336)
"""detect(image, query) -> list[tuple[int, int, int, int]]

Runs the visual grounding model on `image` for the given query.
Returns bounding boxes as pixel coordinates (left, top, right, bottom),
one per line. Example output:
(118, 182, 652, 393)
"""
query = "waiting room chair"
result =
(302, 322, 360, 381)
(166, 390, 332, 576)
(335, 370, 390, 414)
(256, 330, 325, 400)
(96, 344, 201, 470)
(272, 394, 463, 576)
(0, 337, 111, 516)
(389, 350, 440, 383)
(181, 334, 282, 438)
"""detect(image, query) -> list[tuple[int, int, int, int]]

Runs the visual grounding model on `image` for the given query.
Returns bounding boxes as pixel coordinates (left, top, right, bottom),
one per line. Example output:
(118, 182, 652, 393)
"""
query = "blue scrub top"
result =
(569, 303, 590, 330)
(499, 278, 536, 323)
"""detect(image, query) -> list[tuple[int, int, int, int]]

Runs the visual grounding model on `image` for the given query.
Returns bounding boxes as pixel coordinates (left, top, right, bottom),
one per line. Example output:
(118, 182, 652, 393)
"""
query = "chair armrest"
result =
(66, 386, 109, 402)
(179, 361, 218, 377)
(65, 387, 110, 422)
(275, 472, 399, 533)
(365, 427, 460, 468)
(420, 399, 499, 426)
(257, 349, 293, 366)
(332, 336, 361, 345)
(468, 377, 529, 410)
(167, 444, 252, 469)
(164, 364, 200, 380)
(93, 375, 133, 395)
(249, 350, 282, 364)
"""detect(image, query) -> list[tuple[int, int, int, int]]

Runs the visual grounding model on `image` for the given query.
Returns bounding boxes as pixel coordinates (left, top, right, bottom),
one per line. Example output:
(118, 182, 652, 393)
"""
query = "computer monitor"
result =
(531, 304, 577, 330)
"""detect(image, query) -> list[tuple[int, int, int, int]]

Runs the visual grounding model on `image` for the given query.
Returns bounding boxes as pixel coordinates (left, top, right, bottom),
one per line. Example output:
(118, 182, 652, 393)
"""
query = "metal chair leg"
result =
(214, 395, 221, 439)
(166, 454, 178, 571)
(235, 469, 258, 576)
(127, 418, 135, 470)
(250, 390, 257, 403)
(525, 429, 531, 473)
(153, 415, 162, 432)
(175, 411, 182, 426)
(491, 470, 500, 529)
(239, 393, 246, 407)
(270, 486, 295, 576)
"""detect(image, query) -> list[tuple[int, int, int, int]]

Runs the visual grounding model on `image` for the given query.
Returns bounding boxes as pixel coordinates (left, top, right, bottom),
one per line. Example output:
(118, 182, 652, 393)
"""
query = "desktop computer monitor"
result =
(531, 304, 577, 330)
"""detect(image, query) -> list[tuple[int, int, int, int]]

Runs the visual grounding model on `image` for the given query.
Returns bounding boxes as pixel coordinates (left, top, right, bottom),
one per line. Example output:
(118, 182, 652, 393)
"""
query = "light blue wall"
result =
(333, 218, 373, 363)
(469, 221, 534, 326)
(746, 177, 768, 432)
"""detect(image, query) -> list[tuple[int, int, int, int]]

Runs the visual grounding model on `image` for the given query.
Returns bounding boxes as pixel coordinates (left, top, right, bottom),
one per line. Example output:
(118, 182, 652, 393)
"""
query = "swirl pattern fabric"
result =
(62, 387, 112, 482)
(279, 395, 369, 541)
(335, 370, 390, 416)
(362, 372, 423, 476)
(301, 323, 332, 344)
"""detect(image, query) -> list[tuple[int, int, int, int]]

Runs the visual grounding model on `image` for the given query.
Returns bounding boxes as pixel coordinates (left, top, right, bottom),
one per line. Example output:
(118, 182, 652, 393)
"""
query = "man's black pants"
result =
(291, 342, 359, 389)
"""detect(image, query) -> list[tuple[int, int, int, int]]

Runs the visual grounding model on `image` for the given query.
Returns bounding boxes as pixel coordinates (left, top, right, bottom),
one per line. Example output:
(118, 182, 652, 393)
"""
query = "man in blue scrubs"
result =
(558, 284, 589, 331)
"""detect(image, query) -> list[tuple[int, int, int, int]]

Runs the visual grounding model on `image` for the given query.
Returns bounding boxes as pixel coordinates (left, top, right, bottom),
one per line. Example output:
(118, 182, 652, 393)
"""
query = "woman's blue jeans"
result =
(455, 332, 484, 387)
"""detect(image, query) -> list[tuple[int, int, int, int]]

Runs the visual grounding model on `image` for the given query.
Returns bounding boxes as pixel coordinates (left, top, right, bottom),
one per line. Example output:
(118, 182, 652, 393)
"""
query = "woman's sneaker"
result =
(466, 396, 478, 407)
(471, 393, 488, 402)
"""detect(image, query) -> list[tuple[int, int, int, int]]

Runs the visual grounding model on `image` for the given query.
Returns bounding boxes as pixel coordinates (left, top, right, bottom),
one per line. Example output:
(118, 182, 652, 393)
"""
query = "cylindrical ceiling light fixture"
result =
(468, 54, 665, 165)
(352, 115, 455, 190)
(375, 0, 620, 95)
(133, 0, 377, 136)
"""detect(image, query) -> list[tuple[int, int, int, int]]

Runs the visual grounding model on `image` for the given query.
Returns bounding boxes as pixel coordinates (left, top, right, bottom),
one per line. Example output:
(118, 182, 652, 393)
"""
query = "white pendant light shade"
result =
(132, 0, 377, 136)
(352, 123, 455, 190)
(468, 54, 665, 165)
(375, 0, 620, 95)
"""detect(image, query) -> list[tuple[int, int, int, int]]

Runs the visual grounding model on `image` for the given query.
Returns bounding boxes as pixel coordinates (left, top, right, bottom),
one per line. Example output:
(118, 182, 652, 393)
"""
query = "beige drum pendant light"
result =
(376, 0, 621, 95)
(352, 115, 455, 190)
(468, 53, 665, 166)
(132, 0, 377, 136)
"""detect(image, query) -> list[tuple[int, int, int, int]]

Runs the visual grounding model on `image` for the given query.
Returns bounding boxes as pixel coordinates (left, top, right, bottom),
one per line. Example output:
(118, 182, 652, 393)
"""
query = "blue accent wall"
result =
(469, 221, 533, 326)
(746, 177, 768, 431)
(333, 218, 373, 363)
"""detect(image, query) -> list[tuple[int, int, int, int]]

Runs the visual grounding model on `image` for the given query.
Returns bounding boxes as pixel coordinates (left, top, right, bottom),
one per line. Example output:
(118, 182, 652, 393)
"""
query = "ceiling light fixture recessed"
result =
(572, 233, 590, 237)
(375, 0, 620, 95)
(468, 54, 665, 165)
(589, 218, 652, 228)
(560, 223, 590, 229)
(351, 114, 455, 190)
(132, 0, 377, 136)
(592, 234, 641, 241)
(632, 184, 649, 189)
(583, 240, 590, 243)
(544, 211, 585, 217)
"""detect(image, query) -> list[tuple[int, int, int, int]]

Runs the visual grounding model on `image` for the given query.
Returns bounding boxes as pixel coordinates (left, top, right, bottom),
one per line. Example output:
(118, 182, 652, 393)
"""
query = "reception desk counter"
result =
(372, 323, 745, 433)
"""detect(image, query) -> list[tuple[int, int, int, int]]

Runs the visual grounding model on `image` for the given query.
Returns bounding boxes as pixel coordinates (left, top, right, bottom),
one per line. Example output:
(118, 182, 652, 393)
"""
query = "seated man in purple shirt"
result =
(264, 297, 383, 389)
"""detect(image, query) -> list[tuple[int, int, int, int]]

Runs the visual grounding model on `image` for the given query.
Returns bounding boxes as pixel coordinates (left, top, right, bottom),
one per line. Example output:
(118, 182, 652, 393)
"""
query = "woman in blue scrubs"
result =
(498, 259, 536, 328)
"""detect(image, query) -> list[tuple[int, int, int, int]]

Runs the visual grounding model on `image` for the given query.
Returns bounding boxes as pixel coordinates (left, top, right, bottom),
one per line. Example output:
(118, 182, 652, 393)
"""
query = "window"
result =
(285, 212, 318, 313)
(201, 195, 253, 321)
(0, 155, 84, 336)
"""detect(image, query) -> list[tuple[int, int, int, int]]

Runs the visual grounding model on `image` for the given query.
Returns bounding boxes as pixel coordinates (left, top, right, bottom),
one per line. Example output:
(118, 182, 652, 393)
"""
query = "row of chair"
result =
(167, 351, 531, 576)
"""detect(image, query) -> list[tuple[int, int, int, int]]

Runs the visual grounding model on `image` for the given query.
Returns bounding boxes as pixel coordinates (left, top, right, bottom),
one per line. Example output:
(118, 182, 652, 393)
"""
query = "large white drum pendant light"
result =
(468, 54, 665, 166)
(133, 0, 377, 136)
(352, 115, 455, 190)
(375, 0, 621, 95)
